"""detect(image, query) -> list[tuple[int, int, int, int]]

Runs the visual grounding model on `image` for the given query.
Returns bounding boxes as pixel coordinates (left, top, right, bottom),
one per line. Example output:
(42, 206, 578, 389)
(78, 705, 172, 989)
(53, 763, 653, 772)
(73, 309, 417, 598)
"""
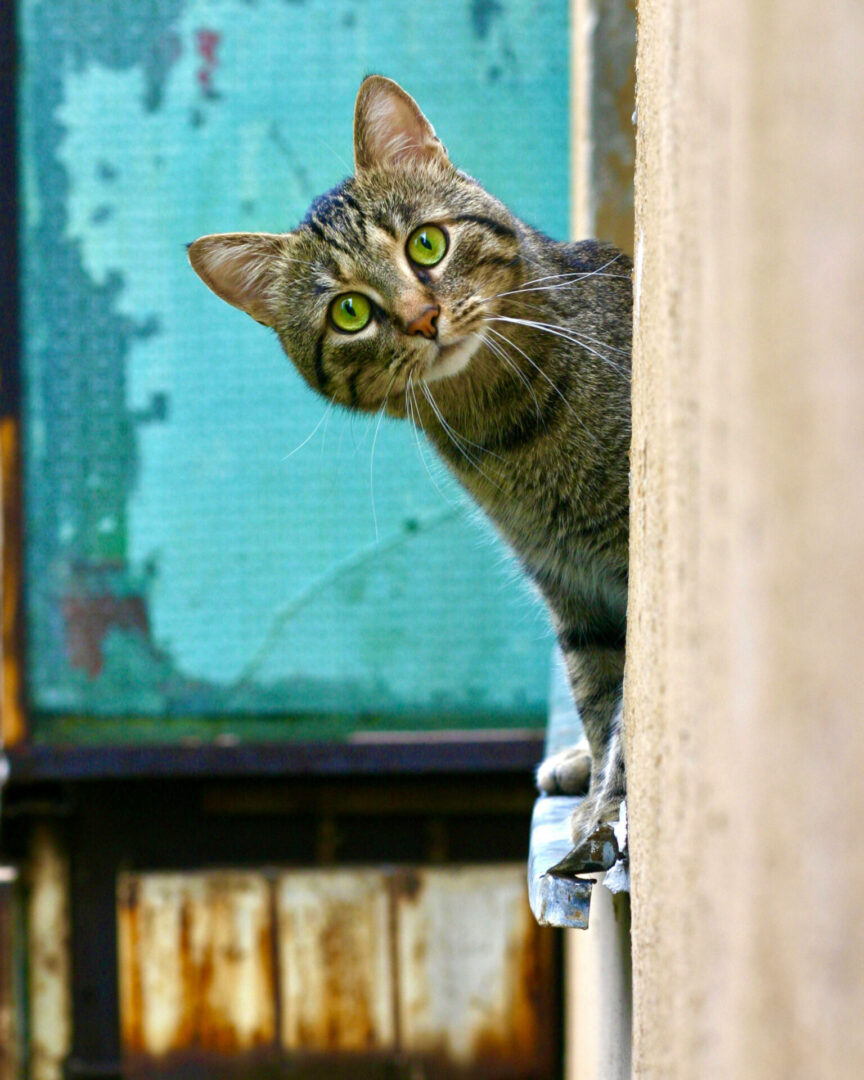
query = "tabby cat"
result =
(188, 76, 632, 868)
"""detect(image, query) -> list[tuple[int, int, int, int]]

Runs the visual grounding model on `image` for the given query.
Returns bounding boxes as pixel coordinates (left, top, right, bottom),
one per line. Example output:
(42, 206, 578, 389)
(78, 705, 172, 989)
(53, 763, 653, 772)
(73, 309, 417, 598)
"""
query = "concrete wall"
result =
(627, 1, 864, 1077)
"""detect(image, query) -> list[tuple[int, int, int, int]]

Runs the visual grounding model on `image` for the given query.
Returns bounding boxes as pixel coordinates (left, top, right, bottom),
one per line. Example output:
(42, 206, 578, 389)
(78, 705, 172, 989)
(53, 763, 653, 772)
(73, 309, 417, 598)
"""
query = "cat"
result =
(188, 76, 632, 870)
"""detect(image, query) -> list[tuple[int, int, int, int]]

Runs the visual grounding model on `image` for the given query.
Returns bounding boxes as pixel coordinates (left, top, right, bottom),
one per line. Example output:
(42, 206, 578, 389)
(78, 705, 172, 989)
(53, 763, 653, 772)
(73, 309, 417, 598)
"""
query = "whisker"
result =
(494, 273, 631, 300)
(503, 252, 623, 292)
(418, 378, 504, 463)
(477, 331, 543, 422)
(406, 373, 460, 509)
(494, 297, 631, 357)
(320, 400, 334, 456)
(312, 132, 353, 174)
(369, 369, 400, 541)
(481, 324, 601, 448)
(420, 381, 505, 492)
(369, 402, 387, 541)
(283, 400, 334, 460)
(486, 315, 631, 383)
(419, 385, 483, 469)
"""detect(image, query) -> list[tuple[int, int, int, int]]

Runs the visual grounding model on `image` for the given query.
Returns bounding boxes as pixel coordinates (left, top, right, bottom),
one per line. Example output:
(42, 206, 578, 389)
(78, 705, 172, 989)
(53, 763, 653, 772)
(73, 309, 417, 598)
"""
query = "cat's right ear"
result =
(187, 232, 289, 326)
(354, 76, 448, 173)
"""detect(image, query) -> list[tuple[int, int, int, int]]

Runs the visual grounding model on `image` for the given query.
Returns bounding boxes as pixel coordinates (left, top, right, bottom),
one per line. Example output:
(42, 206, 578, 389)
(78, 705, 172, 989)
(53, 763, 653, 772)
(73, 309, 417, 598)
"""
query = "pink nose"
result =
(405, 305, 440, 339)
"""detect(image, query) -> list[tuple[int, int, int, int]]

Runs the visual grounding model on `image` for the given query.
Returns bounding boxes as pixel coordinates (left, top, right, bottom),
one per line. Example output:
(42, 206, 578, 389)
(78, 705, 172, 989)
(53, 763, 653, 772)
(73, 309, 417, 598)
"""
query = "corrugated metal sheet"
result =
(118, 865, 556, 1076)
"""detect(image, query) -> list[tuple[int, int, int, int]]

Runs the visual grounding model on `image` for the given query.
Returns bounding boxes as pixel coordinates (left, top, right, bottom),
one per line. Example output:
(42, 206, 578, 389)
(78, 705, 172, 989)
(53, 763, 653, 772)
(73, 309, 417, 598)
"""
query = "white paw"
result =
(536, 739, 592, 795)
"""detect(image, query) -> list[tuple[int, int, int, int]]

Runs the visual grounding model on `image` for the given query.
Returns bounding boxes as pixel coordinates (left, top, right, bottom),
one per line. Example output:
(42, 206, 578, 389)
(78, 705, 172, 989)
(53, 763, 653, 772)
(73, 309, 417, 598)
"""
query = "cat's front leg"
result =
(539, 644, 626, 867)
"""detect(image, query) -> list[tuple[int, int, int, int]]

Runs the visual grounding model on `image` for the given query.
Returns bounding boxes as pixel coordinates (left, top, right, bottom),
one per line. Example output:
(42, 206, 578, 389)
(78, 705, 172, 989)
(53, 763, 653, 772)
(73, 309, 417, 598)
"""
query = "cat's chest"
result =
(429, 429, 628, 589)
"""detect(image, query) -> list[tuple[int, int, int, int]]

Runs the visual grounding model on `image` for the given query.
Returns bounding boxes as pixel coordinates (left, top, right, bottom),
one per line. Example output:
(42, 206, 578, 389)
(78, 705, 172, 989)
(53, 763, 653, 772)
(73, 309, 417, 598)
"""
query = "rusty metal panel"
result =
(118, 873, 276, 1059)
(118, 865, 556, 1076)
(27, 824, 72, 1080)
(276, 870, 395, 1054)
(395, 866, 555, 1074)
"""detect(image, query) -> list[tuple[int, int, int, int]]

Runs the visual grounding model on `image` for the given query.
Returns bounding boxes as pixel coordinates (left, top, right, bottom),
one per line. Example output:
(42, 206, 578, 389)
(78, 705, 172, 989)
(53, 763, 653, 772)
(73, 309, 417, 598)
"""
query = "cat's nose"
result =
(405, 304, 440, 340)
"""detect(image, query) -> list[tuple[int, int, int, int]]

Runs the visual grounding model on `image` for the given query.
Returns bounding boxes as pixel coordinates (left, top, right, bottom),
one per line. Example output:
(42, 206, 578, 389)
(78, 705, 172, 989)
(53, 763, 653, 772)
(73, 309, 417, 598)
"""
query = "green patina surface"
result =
(18, 0, 570, 742)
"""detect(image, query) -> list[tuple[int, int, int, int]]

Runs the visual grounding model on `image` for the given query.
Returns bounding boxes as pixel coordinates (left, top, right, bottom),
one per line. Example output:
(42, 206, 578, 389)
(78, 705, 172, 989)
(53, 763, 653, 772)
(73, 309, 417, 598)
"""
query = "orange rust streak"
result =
(1, 417, 26, 746)
(117, 878, 145, 1054)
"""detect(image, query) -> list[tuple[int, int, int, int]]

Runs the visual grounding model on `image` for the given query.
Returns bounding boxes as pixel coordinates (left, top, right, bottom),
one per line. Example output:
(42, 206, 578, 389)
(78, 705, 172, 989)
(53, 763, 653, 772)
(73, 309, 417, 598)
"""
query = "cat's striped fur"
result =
(189, 77, 632, 861)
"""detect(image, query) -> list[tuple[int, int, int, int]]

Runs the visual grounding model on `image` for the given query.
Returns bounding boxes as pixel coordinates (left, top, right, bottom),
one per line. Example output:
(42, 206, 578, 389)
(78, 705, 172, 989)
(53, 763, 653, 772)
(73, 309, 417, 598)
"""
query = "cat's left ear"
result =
(187, 232, 290, 327)
(354, 76, 449, 173)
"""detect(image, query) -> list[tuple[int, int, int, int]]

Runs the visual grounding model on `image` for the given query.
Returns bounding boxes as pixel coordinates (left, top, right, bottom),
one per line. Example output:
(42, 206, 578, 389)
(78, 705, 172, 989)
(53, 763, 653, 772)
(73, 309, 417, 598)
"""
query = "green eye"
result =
(407, 224, 448, 267)
(330, 292, 372, 333)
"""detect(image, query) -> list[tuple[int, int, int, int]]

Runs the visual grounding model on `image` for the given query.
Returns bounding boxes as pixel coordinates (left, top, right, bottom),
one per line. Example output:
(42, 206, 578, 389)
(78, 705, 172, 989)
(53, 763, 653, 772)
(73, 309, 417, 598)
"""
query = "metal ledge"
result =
(528, 652, 629, 929)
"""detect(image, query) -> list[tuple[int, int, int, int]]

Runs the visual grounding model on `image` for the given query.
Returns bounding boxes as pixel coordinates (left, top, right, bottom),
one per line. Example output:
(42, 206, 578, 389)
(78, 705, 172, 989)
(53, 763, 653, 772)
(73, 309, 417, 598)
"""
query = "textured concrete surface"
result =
(628, 1, 864, 1077)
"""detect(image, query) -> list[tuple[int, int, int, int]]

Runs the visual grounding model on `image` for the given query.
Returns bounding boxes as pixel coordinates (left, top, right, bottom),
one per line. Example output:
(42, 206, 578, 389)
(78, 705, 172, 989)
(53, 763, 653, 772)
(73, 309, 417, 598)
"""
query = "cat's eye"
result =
(407, 224, 448, 268)
(330, 292, 372, 333)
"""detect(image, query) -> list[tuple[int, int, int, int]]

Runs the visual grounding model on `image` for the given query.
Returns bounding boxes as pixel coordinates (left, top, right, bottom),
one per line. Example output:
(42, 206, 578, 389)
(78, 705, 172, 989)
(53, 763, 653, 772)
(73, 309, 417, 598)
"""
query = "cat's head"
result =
(188, 76, 523, 412)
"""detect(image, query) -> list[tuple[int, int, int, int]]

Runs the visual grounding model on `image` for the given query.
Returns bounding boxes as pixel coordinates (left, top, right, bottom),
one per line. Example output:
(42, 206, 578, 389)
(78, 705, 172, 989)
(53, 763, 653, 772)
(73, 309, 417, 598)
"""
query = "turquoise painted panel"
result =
(18, 0, 569, 736)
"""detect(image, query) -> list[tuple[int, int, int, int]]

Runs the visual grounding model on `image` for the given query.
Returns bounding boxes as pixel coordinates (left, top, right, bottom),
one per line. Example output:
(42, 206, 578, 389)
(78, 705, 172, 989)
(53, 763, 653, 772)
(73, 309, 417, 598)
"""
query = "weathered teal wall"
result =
(18, 0, 570, 740)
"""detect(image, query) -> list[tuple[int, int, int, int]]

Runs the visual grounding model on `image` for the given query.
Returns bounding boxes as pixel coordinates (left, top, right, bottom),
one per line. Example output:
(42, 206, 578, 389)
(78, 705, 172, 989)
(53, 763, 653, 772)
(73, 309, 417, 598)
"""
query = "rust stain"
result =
(1, 417, 26, 745)
(117, 877, 144, 1054)
(470, 907, 556, 1072)
(317, 910, 377, 1049)
(396, 866, 553, 1070)
(395, 869, 424, 903)
(193, 876, 276, 1053)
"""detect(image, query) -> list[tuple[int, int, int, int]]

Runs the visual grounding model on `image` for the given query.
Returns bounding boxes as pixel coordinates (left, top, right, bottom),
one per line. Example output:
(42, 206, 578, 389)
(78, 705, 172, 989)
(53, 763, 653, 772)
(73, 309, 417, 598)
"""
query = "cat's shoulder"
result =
(559, 238, 633, 274)
(521, 226, 632, 275)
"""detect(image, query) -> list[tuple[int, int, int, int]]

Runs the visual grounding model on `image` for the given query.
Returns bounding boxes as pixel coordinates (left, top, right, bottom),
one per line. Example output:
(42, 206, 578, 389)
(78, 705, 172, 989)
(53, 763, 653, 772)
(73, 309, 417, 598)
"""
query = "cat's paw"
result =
(546, 794, 624, 876)
(568, 788, 623, 848)
(536, 739, 592, 795)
